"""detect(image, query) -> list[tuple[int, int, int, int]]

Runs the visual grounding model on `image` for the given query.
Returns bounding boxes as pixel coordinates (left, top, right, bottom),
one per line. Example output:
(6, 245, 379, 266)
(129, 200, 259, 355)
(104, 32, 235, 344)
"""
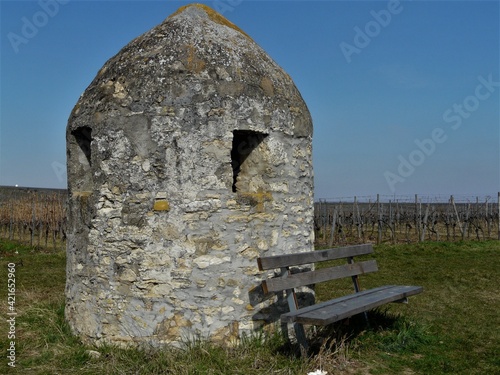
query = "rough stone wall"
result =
(65, 4, 314, 347)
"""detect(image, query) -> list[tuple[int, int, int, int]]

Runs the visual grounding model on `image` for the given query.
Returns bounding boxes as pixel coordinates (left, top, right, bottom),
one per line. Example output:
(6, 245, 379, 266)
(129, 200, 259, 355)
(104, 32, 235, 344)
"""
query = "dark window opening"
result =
(72, 127, 92, 166)
(231, 130, 268, 193)
(71, 126, 93, 192)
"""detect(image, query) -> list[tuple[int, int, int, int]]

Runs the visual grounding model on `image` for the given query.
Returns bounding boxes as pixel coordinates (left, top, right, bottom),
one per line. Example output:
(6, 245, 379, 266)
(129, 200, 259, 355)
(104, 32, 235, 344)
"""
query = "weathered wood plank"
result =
(281, 285, 395, 320)
(263, 260, 378, 293)
(281, 285, 423, 325)
(257, 244, 373, 270)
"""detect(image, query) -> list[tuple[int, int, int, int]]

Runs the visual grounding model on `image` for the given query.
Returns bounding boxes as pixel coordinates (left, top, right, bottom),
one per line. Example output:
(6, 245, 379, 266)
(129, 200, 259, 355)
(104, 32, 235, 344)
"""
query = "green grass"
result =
(0, 239, 499, 374)
(322, 241, 500, 374)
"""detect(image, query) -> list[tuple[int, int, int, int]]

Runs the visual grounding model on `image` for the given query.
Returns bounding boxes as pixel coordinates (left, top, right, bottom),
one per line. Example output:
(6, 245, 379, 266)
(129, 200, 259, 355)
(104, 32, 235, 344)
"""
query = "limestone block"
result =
(155, 314, 193, 340)
(153, 200, 170, 211)
(211, 321, 239, 346)
(239, 247, 259, 260)
(222, 306, 235, 314)
(150, 283, 173, 297)
(193, 255, 231, 269)
(257, 239, 269, 251)
(118, 269, 137, 282)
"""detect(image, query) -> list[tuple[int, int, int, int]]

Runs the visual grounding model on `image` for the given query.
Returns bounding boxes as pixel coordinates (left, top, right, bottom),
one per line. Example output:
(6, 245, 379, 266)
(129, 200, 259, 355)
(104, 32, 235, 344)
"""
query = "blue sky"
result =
(1, 0, 499, 199)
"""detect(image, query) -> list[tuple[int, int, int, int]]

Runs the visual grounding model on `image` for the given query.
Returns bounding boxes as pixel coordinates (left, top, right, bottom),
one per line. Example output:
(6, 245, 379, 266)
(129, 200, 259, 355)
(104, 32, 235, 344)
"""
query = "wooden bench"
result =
(256, 244, 423, 350)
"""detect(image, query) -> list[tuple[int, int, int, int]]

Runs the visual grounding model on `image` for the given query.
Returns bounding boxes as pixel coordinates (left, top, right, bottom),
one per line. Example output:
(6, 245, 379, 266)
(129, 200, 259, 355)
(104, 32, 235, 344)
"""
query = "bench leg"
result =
(363, 311, 369, 324)
(281, 271, 309, 355)
(293, 322, 309, 355)
(280, 321, 309, 354)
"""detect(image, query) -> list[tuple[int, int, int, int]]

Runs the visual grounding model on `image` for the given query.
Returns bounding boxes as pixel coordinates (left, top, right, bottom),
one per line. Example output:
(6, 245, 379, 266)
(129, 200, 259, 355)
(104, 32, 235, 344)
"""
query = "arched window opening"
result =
(231, 130, 268, 193)
(72, 127, 92, 166)
(71, 126, 93, 191)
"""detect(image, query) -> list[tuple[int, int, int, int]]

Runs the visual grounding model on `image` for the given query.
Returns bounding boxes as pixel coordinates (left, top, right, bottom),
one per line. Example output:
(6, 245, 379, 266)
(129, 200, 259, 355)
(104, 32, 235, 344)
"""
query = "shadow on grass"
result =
(279, 308, 432, 359)
(9, 298, 431, 374)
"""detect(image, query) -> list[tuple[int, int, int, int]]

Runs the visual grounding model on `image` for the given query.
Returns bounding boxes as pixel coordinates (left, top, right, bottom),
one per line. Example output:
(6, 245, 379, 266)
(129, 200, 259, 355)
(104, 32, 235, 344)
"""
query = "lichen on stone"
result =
(169, 3, 252, 40)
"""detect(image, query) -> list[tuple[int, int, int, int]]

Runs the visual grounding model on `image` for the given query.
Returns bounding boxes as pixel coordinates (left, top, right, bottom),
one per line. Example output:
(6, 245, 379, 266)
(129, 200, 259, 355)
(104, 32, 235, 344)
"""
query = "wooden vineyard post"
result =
(314, 202, 319, 242)
(446, 196, 452, 241)
(451, 195, 463, 239)
(377, 194, 382, 245)
(329, 206, 337, 247)
(38, 198, 43, 248)
(388, 200, 392, 244)
(31, 193, 36, 247)
(462, 203, 470, 241)
(415, 194, 420, 242)
(51, 194, 57, 250)
(389, 200, 395, 244)
(337, 206, 346, 243)
(396, 200, 400, 241)
(474, 197, 482, 241)
(486, 198, 490, 238)
(420, 203, 429, 242)
(431, 209, 439, 241)
(323, 200, 328, 242)
(354, 196, 360, 240)
(9, 201, 13, 241)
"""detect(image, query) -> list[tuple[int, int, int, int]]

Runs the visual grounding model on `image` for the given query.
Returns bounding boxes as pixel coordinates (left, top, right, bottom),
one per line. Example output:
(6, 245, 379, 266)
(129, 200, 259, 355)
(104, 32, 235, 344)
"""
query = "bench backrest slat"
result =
(257, 244, 373, 271)
(262, 260, 378, 294)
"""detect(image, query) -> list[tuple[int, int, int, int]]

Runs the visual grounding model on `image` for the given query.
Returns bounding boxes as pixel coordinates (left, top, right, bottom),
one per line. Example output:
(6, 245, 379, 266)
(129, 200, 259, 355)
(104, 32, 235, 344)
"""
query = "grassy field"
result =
(0, 240, 498, 374)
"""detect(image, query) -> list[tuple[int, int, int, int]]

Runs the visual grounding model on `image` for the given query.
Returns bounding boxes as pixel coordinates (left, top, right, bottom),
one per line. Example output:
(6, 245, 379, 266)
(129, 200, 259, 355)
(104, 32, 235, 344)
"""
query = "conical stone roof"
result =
(68, 3, 312, 139)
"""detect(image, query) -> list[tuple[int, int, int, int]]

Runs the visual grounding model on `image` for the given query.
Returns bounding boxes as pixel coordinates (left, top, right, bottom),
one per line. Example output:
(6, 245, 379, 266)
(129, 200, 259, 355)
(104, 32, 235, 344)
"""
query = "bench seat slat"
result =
(257, 244, 373, 270)
(263, 260, 378, 293)
(281, 285, 423, 326)
(281, 285, 395, 319)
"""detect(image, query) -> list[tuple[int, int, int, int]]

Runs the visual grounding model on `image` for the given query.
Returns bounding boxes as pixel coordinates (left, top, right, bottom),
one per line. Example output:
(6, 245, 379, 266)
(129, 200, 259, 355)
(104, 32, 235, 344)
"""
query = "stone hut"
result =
(65, 4, 314, 347)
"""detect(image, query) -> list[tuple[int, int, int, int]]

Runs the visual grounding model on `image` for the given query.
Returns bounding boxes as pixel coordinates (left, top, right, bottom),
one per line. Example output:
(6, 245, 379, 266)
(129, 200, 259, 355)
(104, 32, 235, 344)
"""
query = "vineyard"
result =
(1, 188, 499, 249)
(315, 194, 500, 246)
(0, 186, 67, 250)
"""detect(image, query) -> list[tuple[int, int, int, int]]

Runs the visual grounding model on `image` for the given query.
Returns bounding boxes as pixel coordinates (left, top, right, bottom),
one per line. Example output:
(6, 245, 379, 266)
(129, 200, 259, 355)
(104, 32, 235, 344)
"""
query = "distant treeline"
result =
(315, 194, 500, 246)
(0, 186, 67, 249)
